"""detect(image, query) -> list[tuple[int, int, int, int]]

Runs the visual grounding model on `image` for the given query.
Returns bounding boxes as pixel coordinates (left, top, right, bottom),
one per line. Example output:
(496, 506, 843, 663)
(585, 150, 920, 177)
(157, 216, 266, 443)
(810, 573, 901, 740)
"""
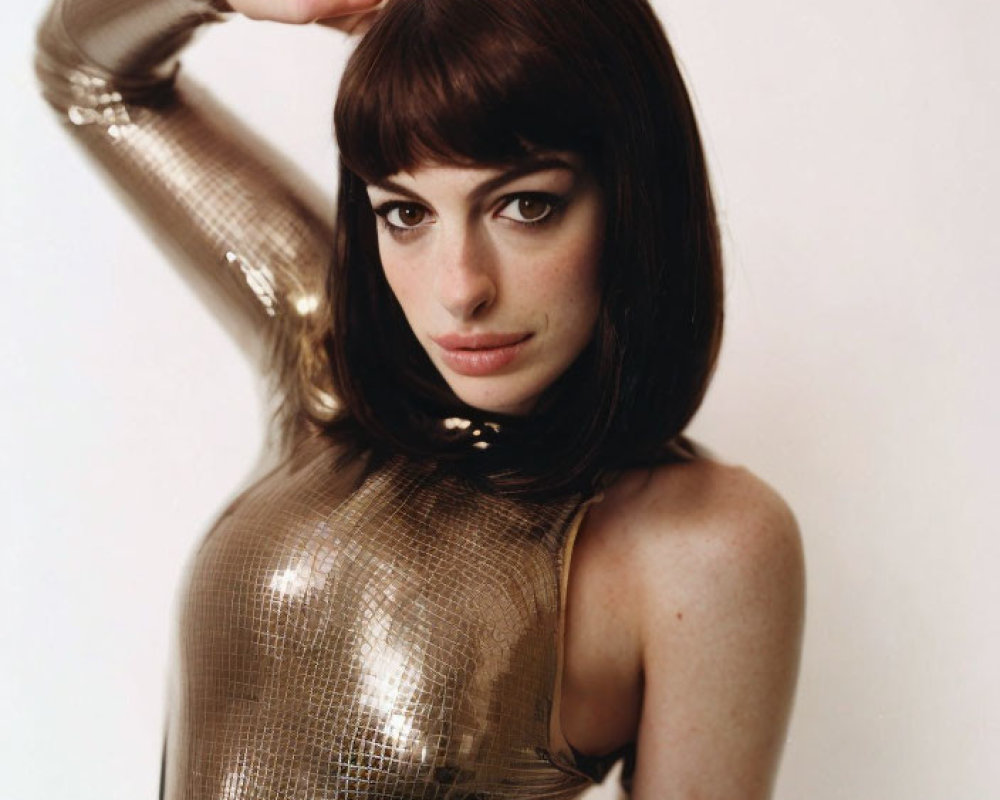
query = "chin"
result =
(446, 377, 541, 418)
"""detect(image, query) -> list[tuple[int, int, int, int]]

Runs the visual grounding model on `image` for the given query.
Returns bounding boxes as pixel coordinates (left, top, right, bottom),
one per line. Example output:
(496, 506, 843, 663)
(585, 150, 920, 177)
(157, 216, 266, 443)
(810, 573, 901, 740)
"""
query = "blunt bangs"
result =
(334, 0, 606, 180)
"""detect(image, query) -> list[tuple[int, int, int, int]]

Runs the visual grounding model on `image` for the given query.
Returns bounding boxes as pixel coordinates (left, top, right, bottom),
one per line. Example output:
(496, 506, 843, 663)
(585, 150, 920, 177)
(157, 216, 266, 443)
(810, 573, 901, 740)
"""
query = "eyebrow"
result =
(367, 156, 577, 207)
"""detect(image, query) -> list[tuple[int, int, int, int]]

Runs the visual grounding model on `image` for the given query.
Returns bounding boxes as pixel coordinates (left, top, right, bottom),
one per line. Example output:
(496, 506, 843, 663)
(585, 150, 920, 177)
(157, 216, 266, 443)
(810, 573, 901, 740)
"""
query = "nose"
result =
(433, 227, 497, 321)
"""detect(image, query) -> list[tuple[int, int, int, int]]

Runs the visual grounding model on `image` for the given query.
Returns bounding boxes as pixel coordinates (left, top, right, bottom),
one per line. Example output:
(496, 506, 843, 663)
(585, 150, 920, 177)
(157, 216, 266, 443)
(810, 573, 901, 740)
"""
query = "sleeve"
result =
(34, 0, 339, 437)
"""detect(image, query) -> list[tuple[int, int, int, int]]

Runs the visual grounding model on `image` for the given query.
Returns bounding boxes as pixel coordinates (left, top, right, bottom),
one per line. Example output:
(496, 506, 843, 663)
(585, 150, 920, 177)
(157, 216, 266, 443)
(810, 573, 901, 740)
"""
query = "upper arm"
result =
(629, 467, 805, 799)
(36, 0, 337, 427)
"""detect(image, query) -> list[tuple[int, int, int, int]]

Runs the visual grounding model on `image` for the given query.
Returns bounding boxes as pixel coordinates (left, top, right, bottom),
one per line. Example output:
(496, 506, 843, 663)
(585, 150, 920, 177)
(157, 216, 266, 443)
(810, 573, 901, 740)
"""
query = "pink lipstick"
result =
(431, 332, 532, 377)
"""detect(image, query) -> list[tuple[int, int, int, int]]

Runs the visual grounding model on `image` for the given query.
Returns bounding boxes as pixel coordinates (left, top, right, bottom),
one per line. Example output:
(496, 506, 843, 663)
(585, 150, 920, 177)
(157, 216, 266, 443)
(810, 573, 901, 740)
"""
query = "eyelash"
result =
(495, 192, 566, 226)
(371, 192, 565, 240)
(371, 203, 427, 239)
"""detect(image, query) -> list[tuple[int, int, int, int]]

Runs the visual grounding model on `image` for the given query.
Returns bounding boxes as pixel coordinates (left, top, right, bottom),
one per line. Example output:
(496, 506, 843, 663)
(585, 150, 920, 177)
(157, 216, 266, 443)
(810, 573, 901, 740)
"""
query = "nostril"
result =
(469, 296, 491, 319)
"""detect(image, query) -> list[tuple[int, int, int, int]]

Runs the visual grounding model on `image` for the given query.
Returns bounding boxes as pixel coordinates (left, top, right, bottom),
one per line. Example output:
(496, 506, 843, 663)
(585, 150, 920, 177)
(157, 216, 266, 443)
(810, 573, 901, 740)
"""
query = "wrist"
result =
(56, 0, 231, 81)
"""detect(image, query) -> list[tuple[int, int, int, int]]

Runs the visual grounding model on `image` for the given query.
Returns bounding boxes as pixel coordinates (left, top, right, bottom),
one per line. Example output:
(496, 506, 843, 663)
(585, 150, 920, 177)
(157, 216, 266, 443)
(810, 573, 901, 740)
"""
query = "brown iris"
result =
(397, 204, 427, 226)
(516, 197, 549, 221)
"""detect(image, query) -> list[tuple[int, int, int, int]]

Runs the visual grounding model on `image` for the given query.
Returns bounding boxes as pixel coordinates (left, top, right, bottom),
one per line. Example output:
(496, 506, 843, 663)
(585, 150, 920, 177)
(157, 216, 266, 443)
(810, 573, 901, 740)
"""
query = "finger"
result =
(317, 1, 386, 33)
(232, 0, 382, 25)
(315, 8, 381, 35)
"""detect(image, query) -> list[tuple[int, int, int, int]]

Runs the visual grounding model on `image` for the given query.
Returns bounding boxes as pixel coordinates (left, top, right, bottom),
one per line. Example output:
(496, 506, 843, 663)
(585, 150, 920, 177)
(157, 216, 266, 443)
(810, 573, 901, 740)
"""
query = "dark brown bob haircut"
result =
(324, 0, 723, 497)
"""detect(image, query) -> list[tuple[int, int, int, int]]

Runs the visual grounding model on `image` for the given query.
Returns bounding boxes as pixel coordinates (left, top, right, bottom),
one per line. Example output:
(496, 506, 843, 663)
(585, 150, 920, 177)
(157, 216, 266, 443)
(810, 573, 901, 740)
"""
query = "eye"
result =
(495, 193, 561, 225)
(373, 202, 432, 231)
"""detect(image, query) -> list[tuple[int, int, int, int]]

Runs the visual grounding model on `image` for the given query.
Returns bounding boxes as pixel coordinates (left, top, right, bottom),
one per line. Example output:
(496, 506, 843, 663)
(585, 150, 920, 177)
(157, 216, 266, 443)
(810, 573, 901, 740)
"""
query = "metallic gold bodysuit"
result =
(35, 0, 631, 795)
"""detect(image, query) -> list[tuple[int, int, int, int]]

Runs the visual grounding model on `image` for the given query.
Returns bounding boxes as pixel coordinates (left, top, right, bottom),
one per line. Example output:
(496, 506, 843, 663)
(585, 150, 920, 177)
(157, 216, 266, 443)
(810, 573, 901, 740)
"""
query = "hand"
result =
(227, 0, 383, 30)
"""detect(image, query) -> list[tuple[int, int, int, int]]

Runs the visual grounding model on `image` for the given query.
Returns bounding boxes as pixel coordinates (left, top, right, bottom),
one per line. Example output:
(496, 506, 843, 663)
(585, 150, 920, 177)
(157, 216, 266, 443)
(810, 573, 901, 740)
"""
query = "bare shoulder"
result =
(586, 457, 805, 795)
(596, 456, 804, 611)
(570, 453, 804, 666)
(560, 456, 804, 772)
(581, 455, 805, 697)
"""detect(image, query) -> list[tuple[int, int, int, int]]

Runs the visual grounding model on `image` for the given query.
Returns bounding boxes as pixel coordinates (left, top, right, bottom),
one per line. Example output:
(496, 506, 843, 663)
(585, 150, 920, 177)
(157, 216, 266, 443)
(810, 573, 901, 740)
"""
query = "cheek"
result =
(551, 194, 605, 311)
(541, 234, 603, 328)
(378, 250, 423, 323)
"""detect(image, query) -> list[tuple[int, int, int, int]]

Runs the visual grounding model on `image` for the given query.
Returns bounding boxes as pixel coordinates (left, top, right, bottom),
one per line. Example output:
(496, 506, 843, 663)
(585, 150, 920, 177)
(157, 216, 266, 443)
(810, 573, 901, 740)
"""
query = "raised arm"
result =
(33, 0, 376, 433)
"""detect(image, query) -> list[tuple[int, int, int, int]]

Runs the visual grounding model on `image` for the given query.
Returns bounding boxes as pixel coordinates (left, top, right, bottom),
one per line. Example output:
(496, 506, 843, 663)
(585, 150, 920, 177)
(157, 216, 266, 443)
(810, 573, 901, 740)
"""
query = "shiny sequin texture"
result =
(34, 0, 628, 795)
(170, 439, 598, 798)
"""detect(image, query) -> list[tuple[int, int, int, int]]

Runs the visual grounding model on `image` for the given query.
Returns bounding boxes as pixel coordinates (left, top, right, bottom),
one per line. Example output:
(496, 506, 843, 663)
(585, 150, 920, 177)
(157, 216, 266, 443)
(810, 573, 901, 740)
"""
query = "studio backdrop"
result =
(2, 1, 997, 798)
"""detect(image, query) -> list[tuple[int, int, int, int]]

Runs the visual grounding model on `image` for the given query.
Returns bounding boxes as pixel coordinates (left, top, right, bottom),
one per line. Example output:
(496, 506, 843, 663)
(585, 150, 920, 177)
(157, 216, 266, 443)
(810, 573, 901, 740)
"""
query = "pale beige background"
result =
(2, 2, 998, 798)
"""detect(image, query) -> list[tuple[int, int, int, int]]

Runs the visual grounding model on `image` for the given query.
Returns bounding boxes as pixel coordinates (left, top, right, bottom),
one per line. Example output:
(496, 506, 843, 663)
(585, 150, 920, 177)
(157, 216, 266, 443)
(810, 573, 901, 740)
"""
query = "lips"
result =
(431, 332, 532, 377)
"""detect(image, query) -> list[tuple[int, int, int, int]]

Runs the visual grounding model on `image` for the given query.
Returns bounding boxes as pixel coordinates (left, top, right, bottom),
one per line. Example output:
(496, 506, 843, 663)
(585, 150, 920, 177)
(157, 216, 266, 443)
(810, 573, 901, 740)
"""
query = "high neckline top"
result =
(167, 435, 624, 798)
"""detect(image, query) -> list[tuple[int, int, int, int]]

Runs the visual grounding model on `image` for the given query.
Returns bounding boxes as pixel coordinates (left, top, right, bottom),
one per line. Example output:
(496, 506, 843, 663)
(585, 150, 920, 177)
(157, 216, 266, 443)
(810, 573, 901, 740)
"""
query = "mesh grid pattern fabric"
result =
(170, 439, 593, 798)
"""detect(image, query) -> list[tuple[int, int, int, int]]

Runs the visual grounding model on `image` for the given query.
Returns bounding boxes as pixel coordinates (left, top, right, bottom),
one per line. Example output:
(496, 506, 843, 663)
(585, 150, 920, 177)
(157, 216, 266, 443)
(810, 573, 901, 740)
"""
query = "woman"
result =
(35, 0, 804, 796)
